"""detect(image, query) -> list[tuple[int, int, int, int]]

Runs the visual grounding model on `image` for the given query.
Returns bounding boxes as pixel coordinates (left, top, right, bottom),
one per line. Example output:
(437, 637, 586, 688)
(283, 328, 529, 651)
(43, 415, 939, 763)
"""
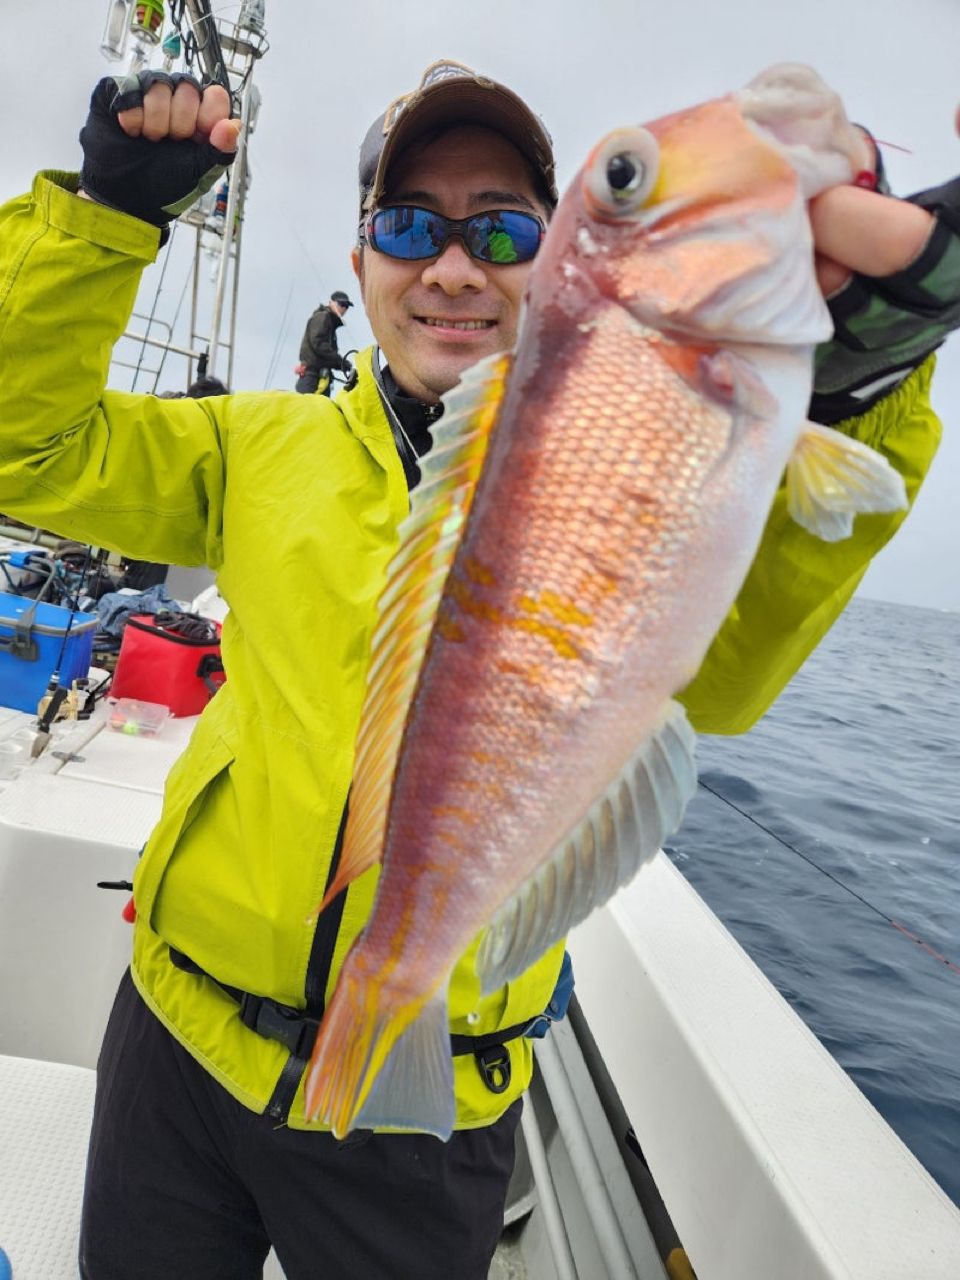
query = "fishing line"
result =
(44, 544, 94, 698)
(263, 279, 295, 388)
(697, 777, 960, 977)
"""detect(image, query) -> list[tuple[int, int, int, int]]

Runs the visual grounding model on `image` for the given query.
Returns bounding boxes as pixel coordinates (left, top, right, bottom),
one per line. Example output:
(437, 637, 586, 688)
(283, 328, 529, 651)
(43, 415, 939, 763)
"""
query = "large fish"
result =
(305, 64, 906, 1138)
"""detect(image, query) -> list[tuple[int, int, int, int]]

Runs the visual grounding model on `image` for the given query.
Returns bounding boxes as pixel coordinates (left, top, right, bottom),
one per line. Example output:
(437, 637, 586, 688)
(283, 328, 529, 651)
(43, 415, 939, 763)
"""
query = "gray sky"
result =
(2, 0, 958, 610)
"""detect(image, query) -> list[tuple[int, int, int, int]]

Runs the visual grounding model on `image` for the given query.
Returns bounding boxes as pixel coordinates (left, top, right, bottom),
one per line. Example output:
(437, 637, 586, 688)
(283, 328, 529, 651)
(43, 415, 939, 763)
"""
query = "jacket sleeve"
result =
(302, 309, 348, 371)
(0, 172, 227, 568)
(678, 354, 940, 735)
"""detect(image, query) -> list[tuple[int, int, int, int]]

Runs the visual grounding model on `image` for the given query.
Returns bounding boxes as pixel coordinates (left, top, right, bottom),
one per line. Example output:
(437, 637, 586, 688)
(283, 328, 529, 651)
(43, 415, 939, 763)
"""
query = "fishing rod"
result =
(696, 776, 960, 977)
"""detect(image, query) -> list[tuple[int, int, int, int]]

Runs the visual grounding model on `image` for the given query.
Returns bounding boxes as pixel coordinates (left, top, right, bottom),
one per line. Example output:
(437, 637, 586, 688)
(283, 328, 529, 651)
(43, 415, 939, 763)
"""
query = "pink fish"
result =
(305, 65, 906, 1138)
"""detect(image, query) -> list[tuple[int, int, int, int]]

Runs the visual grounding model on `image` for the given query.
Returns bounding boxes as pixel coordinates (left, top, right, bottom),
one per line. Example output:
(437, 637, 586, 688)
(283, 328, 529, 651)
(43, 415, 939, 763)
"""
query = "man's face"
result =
(353, 125, 548, 403)
(330, 300, 347, 319)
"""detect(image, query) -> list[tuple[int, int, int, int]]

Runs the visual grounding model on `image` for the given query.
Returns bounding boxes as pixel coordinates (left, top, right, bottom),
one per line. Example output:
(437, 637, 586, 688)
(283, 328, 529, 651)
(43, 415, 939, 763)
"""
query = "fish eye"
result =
(585, 127, 660, 217)
(607, 153, 643, 197)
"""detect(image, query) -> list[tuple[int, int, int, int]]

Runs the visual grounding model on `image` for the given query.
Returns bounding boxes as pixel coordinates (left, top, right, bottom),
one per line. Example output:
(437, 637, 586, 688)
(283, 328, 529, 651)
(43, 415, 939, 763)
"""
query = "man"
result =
(294, 289, 354, 394)
(0, 59, 955, 1280)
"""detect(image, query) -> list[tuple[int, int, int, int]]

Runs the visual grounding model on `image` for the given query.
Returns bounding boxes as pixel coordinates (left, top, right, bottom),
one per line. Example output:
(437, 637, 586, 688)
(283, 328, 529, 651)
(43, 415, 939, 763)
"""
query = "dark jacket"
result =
(298, 305, 349, 374)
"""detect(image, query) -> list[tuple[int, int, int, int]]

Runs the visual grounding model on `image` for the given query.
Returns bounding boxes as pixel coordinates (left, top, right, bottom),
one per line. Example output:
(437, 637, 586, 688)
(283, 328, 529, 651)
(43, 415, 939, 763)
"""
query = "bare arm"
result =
(811, 185, 934, 294)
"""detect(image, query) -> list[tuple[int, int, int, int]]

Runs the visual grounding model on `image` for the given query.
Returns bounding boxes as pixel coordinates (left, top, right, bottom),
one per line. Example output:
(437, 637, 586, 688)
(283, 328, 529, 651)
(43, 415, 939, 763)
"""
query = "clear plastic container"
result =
(106, 697, 171, 738)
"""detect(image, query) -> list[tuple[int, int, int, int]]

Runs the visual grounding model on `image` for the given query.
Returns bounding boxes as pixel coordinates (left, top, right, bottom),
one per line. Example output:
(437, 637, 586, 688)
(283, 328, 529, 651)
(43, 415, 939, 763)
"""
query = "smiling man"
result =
(347, 64, 556, 487)
(355, 121, 551, 404)
(0, 55, 952, 1280)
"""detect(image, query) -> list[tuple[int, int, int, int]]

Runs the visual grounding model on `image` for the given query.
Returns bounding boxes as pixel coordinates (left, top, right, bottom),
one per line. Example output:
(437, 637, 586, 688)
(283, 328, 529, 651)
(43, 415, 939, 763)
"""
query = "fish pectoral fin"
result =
(354, 987, 455, 1140)
(477, 699, 697, 995)
(786, 421, 907, 542)
(699, 350, 778, 419)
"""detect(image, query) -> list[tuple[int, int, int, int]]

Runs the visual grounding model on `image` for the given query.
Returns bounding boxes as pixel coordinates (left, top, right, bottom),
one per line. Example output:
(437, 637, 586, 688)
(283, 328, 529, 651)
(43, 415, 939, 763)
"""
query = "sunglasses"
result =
(361, 206, 545, 265)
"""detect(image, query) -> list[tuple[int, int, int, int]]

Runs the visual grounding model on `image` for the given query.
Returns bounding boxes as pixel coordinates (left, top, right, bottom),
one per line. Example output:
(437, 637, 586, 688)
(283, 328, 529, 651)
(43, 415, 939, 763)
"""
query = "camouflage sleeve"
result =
(810, 174, 960, 425)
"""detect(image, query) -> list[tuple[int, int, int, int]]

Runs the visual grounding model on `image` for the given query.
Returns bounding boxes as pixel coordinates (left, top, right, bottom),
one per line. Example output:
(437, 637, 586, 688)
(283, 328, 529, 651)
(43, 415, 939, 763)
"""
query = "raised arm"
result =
(0, 74, 239, 566)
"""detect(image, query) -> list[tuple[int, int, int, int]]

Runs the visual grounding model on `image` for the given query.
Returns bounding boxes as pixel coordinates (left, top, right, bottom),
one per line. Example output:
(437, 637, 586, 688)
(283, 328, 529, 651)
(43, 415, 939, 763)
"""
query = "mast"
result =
(102, 0, 269, 392)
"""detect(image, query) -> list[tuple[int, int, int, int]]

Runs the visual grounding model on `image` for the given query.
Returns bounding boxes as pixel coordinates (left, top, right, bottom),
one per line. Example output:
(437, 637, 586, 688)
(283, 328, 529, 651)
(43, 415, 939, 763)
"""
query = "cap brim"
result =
(362, 78, 557, 212)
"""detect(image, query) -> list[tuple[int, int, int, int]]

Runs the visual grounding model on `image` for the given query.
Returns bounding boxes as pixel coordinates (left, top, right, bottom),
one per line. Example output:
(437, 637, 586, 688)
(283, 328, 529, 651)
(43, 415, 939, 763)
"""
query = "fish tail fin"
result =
(786, 421, 907, 542)
(304, 958, 455, 1140)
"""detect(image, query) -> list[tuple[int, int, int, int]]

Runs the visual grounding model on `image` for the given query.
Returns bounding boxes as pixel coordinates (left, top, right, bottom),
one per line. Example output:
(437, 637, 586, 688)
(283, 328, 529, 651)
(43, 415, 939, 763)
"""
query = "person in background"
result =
(0, 58, 957, 1280)
(186, 373, 228, 397)
(294, 289, 354, 394)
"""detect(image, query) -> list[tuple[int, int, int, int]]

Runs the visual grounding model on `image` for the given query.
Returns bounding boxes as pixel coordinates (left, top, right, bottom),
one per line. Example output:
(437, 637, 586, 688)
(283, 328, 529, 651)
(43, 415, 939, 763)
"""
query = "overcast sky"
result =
(1, 0, 958, 610)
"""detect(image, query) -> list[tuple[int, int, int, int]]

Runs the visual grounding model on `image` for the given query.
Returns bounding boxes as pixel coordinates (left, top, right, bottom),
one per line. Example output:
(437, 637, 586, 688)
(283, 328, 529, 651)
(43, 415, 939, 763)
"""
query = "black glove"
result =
(79, 72, 236, 228)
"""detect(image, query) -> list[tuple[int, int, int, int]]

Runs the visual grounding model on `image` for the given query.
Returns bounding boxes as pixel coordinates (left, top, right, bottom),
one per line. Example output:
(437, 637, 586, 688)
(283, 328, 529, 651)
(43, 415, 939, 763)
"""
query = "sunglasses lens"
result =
(470, 212, 543, 264)
(369, 208, 445, 260)
(368, 208, 544, 264)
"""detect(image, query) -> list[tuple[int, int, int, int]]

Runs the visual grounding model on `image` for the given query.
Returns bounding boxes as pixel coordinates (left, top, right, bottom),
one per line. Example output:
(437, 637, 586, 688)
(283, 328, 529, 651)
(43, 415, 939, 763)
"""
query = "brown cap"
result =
(358, 59, 558, 215)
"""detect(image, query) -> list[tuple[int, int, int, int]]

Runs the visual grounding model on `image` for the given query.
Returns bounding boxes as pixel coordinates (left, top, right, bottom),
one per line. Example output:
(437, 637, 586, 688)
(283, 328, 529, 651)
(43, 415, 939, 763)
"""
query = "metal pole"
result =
(183, 0, 228, 86)
(226, 218, 242, 389)
(536, 1034, 640, 1279)
(122, 331, 205, 361)
(189, 229, 202, 386)
(207, 72, 253, 379)
(520, 1097, 580, 1280)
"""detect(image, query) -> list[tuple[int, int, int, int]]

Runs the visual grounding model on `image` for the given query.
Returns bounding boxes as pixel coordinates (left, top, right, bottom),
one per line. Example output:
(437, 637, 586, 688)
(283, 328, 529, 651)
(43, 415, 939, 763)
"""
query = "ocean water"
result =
(665, 596, 960, 1206)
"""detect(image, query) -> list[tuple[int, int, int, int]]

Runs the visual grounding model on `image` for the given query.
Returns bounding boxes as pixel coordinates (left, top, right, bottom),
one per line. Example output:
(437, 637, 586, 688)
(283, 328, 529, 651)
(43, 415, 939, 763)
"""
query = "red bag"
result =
(111, 612, 225, 717)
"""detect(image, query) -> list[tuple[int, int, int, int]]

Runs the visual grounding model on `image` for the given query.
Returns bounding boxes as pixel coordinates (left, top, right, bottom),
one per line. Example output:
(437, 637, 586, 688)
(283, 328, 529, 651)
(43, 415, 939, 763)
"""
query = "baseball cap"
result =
(330, 291, 353, 308)
(358, 59, 558, 215)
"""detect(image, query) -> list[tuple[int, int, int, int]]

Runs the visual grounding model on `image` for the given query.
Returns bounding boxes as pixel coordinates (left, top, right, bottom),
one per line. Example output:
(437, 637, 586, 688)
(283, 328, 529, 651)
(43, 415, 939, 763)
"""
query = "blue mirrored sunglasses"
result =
(362, 206, 545, 265)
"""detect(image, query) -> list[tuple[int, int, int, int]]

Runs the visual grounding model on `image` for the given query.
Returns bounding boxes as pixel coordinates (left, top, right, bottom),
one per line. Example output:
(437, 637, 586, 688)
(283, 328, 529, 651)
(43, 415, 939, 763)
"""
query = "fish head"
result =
(532, 64, 869, 348)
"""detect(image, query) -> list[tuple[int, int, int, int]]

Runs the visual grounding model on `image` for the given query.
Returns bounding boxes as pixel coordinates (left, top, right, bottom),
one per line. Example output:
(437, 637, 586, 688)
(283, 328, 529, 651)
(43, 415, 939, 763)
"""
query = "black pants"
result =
(80, 971, 521, 1280)
(295, 370, 332, 396)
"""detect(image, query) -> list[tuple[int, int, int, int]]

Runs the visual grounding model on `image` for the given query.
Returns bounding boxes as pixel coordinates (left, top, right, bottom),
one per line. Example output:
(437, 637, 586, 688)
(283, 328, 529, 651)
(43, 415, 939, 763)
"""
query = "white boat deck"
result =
(0, 705, 197, 1068)
(0, 703, 958, 1278)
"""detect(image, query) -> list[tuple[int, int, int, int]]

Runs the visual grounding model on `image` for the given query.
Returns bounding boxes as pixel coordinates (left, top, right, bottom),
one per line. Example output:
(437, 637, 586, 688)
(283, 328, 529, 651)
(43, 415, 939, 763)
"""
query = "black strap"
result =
(371, 347, 422, 489)
(0, 600, 40, 662)
(196, 652, 225, 697)
(168, 946, 529, 1093)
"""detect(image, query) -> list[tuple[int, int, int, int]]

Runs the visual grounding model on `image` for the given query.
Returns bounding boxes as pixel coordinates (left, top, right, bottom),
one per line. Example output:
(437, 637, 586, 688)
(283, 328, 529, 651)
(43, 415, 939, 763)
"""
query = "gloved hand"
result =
(341, 357, 357, 390)
(79, 71, 240, 228)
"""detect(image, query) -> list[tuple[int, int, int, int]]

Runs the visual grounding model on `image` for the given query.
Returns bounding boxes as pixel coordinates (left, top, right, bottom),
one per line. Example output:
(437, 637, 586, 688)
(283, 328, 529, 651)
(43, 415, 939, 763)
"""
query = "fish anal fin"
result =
(657, 342, 777, 420)
(787, 421, 907, 542)
(477, 699, 697, 994)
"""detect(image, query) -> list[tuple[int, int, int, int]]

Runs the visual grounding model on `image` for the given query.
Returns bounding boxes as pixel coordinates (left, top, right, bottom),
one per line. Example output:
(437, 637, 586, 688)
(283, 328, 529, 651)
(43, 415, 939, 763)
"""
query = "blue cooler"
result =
(0, 592, 97, 714)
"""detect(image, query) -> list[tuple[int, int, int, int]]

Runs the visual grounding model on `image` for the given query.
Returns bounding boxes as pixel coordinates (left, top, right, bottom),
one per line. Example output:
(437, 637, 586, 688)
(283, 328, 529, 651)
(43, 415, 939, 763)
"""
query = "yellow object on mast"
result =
(99, 0, 166, 69)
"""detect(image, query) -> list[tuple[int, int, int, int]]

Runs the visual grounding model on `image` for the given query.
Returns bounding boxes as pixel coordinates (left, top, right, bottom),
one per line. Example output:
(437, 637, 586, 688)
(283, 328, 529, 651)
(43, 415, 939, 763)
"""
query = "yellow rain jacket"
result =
(0, 174, 941, 1130)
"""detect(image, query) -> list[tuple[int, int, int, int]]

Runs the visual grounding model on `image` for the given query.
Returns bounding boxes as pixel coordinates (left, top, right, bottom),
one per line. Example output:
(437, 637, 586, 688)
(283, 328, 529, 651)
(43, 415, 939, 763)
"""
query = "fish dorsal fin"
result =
(319, 351, 512, 911)
(787, 421, 907, 542)
(476, 699, 697, 995)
